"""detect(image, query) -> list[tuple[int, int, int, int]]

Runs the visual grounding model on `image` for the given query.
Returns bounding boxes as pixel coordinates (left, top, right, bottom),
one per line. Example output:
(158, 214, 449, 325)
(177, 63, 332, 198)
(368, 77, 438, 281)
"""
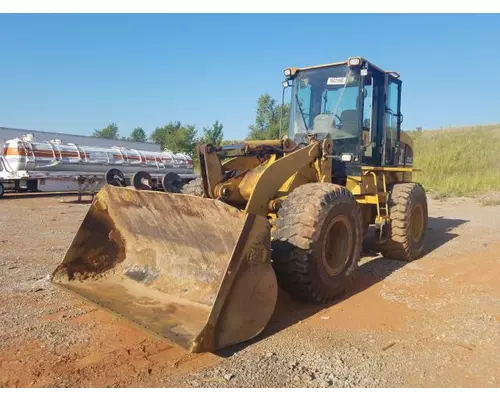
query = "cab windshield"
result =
(290, 64, 362, 156)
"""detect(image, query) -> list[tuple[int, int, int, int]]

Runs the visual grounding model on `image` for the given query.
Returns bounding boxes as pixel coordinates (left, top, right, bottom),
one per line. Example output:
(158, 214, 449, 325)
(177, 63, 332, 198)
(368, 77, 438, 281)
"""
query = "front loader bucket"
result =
(51, 185, 277, 353)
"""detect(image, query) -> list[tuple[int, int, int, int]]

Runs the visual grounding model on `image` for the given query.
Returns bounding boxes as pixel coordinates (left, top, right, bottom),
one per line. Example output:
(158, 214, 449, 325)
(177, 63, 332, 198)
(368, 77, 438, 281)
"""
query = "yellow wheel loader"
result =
(51, 57, 428, 353)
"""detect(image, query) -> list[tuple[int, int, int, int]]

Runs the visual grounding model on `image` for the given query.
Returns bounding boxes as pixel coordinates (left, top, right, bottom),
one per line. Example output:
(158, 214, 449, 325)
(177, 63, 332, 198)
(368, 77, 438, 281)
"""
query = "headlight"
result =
(348, 57, 361, 67)
(282, 80, 290, 88)
(341, 153, 354, 162)
(284, 68, 292, 77)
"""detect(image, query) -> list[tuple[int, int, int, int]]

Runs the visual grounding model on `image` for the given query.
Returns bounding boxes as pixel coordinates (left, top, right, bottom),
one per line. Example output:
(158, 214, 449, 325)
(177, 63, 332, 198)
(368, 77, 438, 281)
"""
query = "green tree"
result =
(130, 127, 147, 142)
(151, 121, 198, 155)
(201, 120, 224, 146)
(247, 94, 290, 140)
(93, 123, 119, 139)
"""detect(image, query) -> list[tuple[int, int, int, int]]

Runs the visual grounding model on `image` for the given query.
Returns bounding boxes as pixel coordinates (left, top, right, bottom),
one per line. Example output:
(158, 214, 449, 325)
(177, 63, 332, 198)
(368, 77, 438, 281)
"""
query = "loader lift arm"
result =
(197, 137, 333, 216)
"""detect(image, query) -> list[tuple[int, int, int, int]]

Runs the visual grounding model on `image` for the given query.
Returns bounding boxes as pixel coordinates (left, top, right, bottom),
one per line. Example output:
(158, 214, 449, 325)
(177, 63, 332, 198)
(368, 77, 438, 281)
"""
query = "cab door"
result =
(383, 75, 402, 166)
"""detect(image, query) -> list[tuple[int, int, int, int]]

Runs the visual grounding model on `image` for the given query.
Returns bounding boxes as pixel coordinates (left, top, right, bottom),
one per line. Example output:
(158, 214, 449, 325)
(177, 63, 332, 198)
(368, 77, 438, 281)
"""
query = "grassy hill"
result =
(409, 124, 500, 197)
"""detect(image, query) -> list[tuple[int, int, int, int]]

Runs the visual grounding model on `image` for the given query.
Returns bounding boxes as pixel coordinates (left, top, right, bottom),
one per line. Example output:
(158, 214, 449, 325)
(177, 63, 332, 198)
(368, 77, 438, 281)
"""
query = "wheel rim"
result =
(322, 215, 353, 276)
(410, 204, 424, 242)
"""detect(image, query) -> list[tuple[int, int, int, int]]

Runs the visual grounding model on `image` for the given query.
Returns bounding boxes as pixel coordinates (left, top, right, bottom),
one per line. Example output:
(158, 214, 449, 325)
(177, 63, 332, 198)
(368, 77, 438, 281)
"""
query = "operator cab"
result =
(283, 57, 405, 176)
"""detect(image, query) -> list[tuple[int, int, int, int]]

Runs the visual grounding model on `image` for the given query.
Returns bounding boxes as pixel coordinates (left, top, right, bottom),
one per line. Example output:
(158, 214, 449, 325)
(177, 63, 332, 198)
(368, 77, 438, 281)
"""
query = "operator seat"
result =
(339, 109, 360, 135)
(312, 114, 334, 133)
(312, 110, 359, 140)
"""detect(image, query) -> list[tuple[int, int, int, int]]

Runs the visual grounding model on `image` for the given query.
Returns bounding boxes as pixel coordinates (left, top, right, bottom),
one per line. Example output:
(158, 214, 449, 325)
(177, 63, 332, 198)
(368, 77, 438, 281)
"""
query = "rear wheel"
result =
(381, 182, 428, 261)
(181, 177, 204, 197)
(271, 183, 363, 303)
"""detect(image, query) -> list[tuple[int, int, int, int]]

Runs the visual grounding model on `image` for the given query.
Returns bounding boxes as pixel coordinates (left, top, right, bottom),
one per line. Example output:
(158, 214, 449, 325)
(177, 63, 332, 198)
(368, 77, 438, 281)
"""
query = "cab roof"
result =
(285, 57, 400, 79)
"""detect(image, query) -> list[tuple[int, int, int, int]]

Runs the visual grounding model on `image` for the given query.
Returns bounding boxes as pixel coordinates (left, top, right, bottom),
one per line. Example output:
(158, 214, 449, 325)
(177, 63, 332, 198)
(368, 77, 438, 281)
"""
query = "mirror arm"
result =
(279, 86, 286, 137)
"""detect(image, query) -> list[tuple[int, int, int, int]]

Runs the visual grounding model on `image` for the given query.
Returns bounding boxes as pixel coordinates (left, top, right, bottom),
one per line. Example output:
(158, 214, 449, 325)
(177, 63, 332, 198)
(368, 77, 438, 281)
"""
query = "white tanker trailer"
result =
(0, 134, 198, 198)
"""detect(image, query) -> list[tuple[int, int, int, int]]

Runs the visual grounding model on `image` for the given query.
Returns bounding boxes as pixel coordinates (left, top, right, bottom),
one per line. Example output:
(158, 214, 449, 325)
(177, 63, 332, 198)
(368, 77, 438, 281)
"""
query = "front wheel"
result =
(0, 182, 4, 198)
(271, 183, 363, 304)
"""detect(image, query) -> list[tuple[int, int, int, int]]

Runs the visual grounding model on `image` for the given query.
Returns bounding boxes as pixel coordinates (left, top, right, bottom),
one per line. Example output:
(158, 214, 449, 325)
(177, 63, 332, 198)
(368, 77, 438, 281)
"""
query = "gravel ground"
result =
(186, 327, 400, 388)
(0, 191, 499, 387)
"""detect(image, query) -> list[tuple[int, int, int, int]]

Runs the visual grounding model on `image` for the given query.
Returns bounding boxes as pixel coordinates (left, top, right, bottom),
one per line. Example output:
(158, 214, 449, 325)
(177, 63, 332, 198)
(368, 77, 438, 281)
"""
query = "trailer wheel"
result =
(0, 183, 4, 198)
(106, 168, 126, 187)
(162, 172, 183, 193)
(132, 171, 153, 191)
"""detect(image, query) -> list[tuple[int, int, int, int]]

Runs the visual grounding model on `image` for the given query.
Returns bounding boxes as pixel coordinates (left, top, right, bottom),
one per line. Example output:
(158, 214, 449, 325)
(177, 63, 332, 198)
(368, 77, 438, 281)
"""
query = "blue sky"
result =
(0, 13, 499, 140)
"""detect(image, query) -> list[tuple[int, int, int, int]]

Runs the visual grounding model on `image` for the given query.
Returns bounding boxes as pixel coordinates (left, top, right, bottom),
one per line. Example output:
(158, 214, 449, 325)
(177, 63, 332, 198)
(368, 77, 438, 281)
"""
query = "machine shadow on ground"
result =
(215, 216, 468, 357)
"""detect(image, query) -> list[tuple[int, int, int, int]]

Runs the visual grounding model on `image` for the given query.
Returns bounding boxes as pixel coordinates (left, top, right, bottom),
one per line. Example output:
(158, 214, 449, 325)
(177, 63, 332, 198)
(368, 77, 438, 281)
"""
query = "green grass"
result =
(409, 124, 500, 198)
(193, 124, 500, 199)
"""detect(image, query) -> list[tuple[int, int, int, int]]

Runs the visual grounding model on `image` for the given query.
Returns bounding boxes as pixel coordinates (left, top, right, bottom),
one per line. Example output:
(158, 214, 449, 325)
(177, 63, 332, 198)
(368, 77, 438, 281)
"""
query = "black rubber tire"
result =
(0, 182, 4, 198)
(380, 182, 428, 261)
(162, 172, 183, 193)
(181, 177, 204, 197)
(105, 168, 126, 187)
(132, 171, 152, 191)
(271, 182, 363, 304)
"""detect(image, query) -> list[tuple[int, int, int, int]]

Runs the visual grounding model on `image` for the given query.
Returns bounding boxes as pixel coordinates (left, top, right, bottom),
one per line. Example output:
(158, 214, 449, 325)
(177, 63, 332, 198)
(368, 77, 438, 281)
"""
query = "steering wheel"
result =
(333, 113, 343, 128)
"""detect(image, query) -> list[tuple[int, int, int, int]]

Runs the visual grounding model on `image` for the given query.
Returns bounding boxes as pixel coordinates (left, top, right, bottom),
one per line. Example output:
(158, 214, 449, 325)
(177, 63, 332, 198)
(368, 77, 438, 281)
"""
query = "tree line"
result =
(92, 93, 290, 156)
